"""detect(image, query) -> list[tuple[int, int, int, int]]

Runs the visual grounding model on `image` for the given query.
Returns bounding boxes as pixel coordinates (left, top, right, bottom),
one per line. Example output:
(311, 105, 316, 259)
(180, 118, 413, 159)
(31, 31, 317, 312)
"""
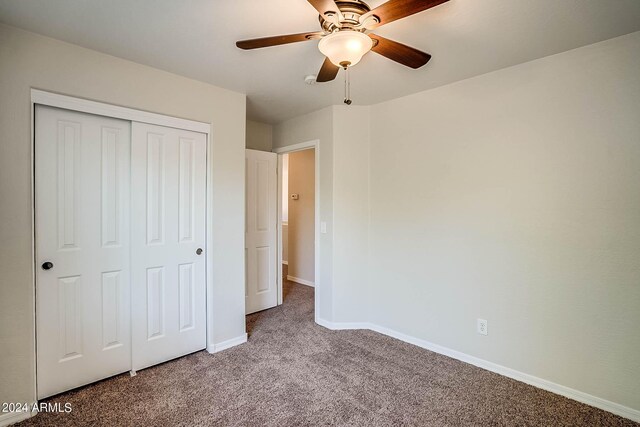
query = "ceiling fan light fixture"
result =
(318, 31, 373, 68)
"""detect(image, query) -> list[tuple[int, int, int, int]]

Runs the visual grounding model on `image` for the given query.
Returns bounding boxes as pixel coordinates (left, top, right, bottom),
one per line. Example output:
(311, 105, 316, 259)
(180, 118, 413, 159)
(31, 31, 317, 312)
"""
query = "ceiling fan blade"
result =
(236, 31, 324, 50)
(370, 34, 431, 69)
(307, 0, 343, 22)
(317, 57, 340, 82)
(362, 0, 449, 29)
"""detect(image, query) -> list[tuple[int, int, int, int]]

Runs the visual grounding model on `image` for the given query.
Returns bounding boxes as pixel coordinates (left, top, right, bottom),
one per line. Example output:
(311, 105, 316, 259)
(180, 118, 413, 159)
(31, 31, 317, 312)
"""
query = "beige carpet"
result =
(20, 278, 636, 426)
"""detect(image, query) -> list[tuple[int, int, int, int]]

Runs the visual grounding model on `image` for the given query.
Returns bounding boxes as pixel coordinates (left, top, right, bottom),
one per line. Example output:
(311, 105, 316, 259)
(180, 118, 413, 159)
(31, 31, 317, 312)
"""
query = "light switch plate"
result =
(477, 318, 488, 335)
(320, 222, 327, 234)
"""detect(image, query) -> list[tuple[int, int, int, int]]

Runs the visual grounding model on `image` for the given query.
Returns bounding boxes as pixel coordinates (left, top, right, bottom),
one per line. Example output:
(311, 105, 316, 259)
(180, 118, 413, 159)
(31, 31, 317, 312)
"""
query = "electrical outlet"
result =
(477, 319, 488, 336)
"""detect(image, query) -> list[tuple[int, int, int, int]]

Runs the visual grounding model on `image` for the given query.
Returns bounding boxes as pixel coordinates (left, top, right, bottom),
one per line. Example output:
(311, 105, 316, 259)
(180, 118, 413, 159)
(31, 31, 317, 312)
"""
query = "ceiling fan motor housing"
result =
(319, 0, 375, 32)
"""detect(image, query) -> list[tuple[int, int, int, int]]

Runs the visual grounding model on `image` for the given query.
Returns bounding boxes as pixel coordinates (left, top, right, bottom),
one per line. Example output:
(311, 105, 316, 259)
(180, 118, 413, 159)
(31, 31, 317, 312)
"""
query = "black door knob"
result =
(42, 261, 54, 270)
(196, 248, 203, 255)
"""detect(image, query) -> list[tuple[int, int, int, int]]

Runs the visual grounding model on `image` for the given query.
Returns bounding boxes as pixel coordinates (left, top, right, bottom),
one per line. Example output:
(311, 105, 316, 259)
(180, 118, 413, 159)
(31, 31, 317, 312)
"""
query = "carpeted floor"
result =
(20, 275, 636, 426)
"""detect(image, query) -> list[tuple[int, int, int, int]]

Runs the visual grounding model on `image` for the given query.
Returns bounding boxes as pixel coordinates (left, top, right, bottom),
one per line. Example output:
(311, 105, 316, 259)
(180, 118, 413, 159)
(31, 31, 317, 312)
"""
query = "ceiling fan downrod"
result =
(343, 66, 352, 105)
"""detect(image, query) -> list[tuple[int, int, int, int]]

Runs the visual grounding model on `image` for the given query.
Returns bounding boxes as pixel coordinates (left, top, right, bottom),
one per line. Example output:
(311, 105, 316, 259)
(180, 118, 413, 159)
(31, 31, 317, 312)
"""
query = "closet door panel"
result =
(131, 122, 207, 370)
(35, 105, 131, 399)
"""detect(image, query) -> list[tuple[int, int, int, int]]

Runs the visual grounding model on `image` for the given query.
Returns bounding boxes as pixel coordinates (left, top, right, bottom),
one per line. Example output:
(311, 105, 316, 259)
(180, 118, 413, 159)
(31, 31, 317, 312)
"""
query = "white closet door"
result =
(35, 105, 132, 399)
(245, 149, 278, 314)
(131, 122, 207, 370)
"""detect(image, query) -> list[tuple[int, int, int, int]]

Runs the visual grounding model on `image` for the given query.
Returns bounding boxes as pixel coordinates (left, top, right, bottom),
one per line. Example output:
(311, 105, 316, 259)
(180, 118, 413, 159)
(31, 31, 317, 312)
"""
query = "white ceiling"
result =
(1, 0, 640, 123)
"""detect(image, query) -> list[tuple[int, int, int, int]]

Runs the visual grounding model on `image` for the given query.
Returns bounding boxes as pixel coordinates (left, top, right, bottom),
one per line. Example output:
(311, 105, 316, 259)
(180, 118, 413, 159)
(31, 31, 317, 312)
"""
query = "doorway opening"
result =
(245, 140, 319, 322)
(279, 148, 315, 304)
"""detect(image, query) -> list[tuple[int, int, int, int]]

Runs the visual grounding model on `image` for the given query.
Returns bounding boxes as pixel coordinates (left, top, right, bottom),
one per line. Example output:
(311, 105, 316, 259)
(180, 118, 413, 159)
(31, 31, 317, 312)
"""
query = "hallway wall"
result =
(287, 149, 315, 285)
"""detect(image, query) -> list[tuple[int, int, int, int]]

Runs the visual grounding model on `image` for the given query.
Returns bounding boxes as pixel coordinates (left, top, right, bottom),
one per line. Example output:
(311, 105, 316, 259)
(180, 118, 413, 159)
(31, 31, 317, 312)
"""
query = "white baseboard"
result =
(0, 406, 35, 427)
(315, 320, 640, 423)
(206, 333, 247, 354)
(287, 275, 314, 287)
(316, 318, 370, 330)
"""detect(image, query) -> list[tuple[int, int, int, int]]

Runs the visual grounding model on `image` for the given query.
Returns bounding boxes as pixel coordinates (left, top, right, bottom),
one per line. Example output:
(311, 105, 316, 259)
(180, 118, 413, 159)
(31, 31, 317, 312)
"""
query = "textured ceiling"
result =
(1, 0, 640, 123)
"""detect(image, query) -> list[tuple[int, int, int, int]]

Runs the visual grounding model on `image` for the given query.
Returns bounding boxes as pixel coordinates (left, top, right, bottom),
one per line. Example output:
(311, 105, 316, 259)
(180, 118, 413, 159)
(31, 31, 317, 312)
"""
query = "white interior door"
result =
(131, 122, 207, 370)
(245, 149, 277, 314)
(35, 105, 132, 398)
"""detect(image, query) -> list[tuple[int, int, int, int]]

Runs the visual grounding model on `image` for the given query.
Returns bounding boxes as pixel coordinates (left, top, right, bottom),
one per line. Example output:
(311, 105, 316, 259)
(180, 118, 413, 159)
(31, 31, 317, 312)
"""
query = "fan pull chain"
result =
(343, 66, 352, 105)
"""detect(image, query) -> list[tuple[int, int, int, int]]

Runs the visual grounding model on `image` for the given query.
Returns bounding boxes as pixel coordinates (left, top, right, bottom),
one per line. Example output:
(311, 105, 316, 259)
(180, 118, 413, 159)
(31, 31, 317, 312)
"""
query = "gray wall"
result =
(273, 106, 372, 324)
(246, 120, 273, 151)
(331, 106, 371, 323)
(367, 32, 640, 410)
(273, 31, 640, 413)
(0, 24, 247, 405)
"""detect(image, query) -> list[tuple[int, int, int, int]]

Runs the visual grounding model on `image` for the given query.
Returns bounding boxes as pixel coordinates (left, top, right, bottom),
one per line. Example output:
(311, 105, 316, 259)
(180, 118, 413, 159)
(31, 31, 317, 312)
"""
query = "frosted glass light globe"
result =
(318, 31, 373, 68)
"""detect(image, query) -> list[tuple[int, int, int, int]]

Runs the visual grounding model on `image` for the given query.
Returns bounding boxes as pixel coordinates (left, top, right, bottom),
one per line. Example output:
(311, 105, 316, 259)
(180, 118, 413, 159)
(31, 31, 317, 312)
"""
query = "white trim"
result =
(31, 89, 210, 133)
(314, 317, 334, 330)
(315, 320, 640, 422)
(273, 140, 317, 154)
(0, 407, 36, 427)
(205, 122, 215, 362)
(276, 154, 284, 305)
(280, 222, 288, 266)
(286, 275, 315, 287)
(315, 318, 370, 330)
(30, 89, 216, 396)
(29, 91, 38, 406)
(273, 140, 320, 323)
(207, 334, 248, 353)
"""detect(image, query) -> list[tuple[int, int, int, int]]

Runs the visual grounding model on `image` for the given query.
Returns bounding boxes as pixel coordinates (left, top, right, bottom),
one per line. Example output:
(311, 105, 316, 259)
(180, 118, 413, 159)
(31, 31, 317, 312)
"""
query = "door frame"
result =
(30, 89, 214, 400)
(273, 140, 320, 321)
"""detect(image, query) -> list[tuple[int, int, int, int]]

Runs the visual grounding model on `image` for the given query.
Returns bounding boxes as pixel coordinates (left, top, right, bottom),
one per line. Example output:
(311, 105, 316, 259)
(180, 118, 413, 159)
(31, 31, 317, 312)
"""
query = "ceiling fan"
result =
(236, 0, 449, 83)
